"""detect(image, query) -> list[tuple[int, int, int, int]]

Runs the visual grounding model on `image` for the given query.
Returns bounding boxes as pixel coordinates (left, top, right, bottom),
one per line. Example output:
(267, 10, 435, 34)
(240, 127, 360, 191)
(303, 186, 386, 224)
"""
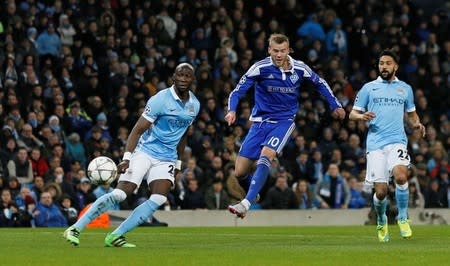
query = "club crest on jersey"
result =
(396, 87, 405, 95)
(290, 72, 299, 83)
(239, 76, 246, 84)
(145, 105, 151, 114)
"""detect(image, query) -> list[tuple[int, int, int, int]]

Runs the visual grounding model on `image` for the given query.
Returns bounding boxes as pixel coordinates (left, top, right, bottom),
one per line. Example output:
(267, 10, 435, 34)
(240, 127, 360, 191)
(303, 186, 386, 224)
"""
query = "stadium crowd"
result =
(0, 0, 449, 227)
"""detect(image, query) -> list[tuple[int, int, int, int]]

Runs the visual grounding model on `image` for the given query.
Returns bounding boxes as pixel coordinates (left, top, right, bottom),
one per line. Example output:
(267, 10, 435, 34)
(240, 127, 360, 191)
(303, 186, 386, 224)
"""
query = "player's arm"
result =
(118, 116, 152, 173)
(349, 109, 376, 121)
(349, 84, 375, 121)
(175, 129, 189, 172)
(305, 65, 345, 120)
(407, 111, 426, 137)
(225, 65, 258, 125)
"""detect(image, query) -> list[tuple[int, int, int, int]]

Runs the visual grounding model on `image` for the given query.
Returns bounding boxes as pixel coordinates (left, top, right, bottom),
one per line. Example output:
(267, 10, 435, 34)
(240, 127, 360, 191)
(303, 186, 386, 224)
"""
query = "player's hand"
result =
(224, 111, 236, 126)
(361, 111, 376, 121)
(117, 160, 130, 174)
(331, 108, 346, 120)
(413, 122, 426, 138)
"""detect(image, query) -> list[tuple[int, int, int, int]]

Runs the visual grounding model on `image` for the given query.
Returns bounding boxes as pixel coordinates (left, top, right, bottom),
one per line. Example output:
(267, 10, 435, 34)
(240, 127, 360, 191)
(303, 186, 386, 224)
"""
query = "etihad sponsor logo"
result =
(372, 97, 405, 105)
(267, 86, 296, 93)
(168, 118, 192, 128)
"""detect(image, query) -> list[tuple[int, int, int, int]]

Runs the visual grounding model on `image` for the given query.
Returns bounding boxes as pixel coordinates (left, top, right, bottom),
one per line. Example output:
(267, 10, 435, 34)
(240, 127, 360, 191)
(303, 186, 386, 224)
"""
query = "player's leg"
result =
(388, 144, 412, 238)
(245, 121, 294, 204)
(366, 149, 390, 242)
(233, 123, 260, 194)
(229, 121, 295, 218)
(234, 155, 255, 194)
(105, 159, 173, 247)
(64, 183, 132, 246)
(64, 152, 149, 246)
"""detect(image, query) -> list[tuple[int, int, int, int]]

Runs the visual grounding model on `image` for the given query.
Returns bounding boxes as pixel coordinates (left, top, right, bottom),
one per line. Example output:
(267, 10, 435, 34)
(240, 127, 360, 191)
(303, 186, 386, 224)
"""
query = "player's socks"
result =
(245, 156, 270, 203)
(395, 182, 409, 221)
(238, 174, 252, 193)
(373, 193, 387, 225)
(74, 189, 125, 230)
(112, 194, 165, 236)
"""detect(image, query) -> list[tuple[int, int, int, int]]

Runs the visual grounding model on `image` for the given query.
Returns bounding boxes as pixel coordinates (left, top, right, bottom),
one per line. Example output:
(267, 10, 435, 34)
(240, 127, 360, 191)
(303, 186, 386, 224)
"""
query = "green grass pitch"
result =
(1, 225, 449, 266)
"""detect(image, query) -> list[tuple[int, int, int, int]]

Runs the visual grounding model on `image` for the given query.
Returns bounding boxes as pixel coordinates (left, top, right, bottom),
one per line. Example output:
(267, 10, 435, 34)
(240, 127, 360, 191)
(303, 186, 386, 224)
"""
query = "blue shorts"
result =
(239, 120, 296, 160)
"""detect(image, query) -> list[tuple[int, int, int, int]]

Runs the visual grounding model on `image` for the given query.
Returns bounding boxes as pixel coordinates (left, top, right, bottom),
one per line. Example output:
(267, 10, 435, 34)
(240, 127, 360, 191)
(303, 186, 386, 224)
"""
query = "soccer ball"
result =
(87, 156, 118, 185)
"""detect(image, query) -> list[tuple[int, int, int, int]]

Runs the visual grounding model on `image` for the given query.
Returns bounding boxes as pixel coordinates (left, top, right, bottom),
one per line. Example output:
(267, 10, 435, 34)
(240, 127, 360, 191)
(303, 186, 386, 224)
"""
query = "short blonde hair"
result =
(268, 33, 289, 46)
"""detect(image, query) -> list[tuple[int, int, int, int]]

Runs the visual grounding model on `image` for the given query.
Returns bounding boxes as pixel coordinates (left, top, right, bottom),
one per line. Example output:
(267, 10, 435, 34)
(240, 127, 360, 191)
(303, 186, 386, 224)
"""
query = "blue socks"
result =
(373, 194, 387, 225)
(112, 194, 166, 236)
(245, 156, 271, 203)
(395, 183, 409, 221)
(74, 190, 125, 230)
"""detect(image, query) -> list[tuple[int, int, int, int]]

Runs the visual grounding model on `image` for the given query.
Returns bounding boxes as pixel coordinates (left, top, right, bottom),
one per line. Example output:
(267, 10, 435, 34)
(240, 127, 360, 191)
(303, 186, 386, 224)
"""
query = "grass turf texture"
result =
(1, 226, 449, 266)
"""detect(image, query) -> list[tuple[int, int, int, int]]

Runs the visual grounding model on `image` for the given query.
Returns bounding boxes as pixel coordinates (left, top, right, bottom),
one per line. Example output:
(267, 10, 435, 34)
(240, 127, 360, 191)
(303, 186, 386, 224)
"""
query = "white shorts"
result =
(118, 151, 175, 186)
(365, 143, 410, 184)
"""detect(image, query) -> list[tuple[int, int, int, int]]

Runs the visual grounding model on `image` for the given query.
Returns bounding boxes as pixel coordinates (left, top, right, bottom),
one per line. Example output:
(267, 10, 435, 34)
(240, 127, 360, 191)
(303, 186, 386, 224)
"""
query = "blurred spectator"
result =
(314, 163, 350, 209)
(424, 180, 446, 208)
(0, 188, 32, 227)
(36, 23, 61, 58)
(261, 175, 297, 209)
(325, 18, 347, 58)
(180, 179, 205, 210)
(296, 13, 326, 46)
(293, 179, 314, 209)
(6, 147, 33, 186)
(347, 177, 368, 209)
(29, 147, 49, 178)
(31, 176, 45, 201)
(204, 178, 230, 210)
(33, 191, 67, 227)
(65, 133, 86, 168)
(59, 194, 78, 226)
(409, 182, 425, 209)
(74, 177, 96, 211)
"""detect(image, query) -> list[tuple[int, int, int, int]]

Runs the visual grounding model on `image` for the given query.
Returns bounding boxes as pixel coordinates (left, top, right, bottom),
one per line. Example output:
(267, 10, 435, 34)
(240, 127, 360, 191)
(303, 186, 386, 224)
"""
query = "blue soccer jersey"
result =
(228, 55, 341, 122)
(353, 77, 415, 152)
(136, 86, 200, 161)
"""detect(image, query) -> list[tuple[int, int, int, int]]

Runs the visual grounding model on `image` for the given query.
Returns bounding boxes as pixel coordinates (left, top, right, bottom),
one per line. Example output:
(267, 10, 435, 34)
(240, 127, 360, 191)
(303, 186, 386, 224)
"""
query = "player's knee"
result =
(149, 194, 167, 206)
(111, 189, 127, 202)
(393, 166, 408, 183)
(375, 191, 387, 200)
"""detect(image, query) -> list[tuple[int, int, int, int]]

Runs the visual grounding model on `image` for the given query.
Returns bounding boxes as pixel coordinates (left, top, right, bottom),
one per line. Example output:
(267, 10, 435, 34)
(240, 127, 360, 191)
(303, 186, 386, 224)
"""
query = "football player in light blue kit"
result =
(349, 49, 425, 242)
(64, 63, 200, 247)
(226, 33, 346, 218)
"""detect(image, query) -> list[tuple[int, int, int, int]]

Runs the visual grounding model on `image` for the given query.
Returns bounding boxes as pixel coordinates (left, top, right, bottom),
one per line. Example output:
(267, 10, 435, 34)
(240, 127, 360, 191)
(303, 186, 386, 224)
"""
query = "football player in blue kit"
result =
(226, 33, 346, 218)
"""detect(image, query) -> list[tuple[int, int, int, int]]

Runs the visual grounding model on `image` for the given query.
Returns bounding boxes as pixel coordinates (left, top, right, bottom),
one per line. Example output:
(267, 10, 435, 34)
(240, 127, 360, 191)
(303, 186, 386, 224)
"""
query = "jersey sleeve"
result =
(142, 93, 165, 122)
(405, 85, 416, 113)
(303, 64, 342, 110)
(352, 85, 369, 112)
(227, 64, 259, 112)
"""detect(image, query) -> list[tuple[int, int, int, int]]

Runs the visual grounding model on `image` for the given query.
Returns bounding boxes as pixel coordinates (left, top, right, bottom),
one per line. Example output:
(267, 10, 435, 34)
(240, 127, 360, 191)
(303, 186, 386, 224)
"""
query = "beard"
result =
(380, 70, 395, 80)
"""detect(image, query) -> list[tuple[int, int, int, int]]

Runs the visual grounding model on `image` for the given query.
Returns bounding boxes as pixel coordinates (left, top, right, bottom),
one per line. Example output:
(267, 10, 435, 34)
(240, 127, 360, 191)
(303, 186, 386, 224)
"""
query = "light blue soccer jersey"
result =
(136, 86, 200, 161)
(353, 77, 415, 152)
(228, 55, 341, 122)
